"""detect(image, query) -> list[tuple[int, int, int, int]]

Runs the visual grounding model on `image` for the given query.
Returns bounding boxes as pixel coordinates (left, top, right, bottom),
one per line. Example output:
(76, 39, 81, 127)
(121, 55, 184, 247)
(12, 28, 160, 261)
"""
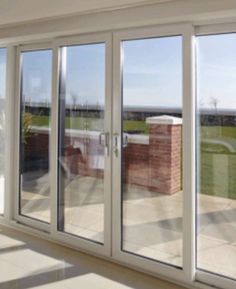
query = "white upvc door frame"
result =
(50, 32, 113, 257)
(14, 42, 52, 233)
(0, 46, 7, 220)
(112, 23, 196, 284)
(194, 22, 236, 289)
(0, 45, 14, 222)
(5, 20, 236, 289)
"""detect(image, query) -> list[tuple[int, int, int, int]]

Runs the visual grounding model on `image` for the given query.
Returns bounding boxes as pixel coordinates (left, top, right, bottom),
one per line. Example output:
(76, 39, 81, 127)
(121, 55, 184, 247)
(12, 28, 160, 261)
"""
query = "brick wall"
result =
(148, 123, 182, 194)
(146, 115, 182, 194)
(123, 143, 149, 188)
(25, 115, 182, 194)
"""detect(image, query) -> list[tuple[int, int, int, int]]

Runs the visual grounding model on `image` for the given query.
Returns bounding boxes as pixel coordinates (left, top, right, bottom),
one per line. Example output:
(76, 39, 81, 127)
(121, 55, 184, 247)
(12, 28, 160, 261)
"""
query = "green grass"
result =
(201, 126, 236, 139)
(30, 114, 236, 199)
(32, 115, 50, 127)
(31, 115, 149, 133)
(200, 126, 236, 199)
(123, 120, 149, 134)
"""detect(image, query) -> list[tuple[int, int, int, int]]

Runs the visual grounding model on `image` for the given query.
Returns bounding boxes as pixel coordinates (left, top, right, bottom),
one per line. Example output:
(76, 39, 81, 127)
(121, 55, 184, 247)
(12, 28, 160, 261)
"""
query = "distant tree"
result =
(210, 97, 219, 112)
(210, 97, 221, 135)
(70, 91, 78, 109)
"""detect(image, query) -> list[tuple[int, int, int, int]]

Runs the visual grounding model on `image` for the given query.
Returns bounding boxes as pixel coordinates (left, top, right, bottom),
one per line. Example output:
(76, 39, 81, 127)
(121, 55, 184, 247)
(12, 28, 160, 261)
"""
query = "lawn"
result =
(31, 115, 149, 133)
(30, 114, 236, 199)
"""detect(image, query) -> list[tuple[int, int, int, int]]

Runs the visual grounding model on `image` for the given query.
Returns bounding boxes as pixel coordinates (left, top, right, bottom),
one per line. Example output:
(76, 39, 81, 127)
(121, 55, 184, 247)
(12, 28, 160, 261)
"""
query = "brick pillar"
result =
(146, 115, 182, 194)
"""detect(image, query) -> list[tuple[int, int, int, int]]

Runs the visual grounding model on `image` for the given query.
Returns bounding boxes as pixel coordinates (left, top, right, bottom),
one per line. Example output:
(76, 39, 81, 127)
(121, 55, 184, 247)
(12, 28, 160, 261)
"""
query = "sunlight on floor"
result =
(0, 225, 187, 289)
(20, 174, 236, 278)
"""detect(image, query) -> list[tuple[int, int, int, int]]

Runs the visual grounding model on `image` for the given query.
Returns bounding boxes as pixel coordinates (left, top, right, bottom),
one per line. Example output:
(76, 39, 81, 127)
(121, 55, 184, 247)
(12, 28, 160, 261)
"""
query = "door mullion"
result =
(50, 43, 60, 235)
(182, 25, 196, 282)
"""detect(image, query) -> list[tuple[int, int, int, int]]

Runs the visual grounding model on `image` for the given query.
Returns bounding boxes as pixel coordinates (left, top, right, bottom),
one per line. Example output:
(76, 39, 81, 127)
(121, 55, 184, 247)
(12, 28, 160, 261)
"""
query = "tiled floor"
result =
(0, 224, 187, 289)
(21, 175, 236, 279)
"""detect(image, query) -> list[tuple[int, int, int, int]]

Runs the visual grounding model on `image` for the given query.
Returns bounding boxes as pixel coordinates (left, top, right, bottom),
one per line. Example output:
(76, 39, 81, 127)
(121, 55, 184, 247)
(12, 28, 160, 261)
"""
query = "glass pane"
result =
(121, 36, 183, 267)
(197, 34, 236, 279)
(20, 49, 52, 223)
(58, 43, 105, 244)
(0, 48, 6, 215)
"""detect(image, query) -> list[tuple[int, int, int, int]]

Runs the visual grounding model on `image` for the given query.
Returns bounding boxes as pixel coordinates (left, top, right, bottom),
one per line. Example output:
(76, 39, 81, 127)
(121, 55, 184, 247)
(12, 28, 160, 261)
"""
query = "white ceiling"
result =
(0, 0, 173, 26)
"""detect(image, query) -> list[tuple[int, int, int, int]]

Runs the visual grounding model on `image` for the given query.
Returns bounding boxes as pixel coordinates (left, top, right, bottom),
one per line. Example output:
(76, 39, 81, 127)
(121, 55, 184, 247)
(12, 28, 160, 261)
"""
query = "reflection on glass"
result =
(121, 36, 183, 267)
(197, 34, 236, 279)
(0, 48, 6, 215)
(58, 44, 105, 244)
(20, 50, 52, 223)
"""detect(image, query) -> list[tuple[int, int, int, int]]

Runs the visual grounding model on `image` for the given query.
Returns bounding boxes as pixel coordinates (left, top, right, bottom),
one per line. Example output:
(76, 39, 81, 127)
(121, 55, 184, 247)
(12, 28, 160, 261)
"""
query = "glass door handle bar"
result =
(113, 133, 119, 157)
(122, 133, 129, 148)
(99, 132, 110, 156)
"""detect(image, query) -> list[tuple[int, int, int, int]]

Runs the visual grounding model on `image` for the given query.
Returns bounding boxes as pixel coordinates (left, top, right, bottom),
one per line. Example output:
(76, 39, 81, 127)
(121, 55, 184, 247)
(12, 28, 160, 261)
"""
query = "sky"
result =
(1, 33, 236, 110)
(197, 33, 236, 110)
(22, 50, 52, 105)
(0, 48, 7, 100)
(65, 44, 105, 107)
(123, 36, 182, 107)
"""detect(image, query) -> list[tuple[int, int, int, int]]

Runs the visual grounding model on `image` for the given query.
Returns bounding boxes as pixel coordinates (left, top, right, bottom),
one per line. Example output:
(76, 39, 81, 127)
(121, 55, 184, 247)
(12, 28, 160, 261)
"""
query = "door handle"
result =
(112, 133, 129, 157)
(113, 133, 119, 157)
(122, 133, 129, 148)
(99, 132, 109, 156)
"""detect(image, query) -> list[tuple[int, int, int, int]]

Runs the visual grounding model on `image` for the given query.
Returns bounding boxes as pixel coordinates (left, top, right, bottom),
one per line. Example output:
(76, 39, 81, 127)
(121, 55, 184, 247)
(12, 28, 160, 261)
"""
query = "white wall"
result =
(0, 0, 236, 43)
(0, 0, 172, 26)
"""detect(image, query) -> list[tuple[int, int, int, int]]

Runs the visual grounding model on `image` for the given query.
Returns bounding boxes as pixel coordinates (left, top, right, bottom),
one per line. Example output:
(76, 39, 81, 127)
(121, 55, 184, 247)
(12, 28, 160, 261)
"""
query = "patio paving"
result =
(21, 174, 236, 280)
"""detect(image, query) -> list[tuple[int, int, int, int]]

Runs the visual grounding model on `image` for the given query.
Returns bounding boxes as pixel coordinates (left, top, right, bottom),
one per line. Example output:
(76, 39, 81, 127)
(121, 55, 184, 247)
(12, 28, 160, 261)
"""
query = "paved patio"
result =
(21, 174, 236, 280)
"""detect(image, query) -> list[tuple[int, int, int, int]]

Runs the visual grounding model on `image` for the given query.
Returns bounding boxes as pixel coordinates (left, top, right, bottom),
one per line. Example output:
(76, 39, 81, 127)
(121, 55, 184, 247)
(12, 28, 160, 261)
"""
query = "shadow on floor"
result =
(0, 225, 185, 289)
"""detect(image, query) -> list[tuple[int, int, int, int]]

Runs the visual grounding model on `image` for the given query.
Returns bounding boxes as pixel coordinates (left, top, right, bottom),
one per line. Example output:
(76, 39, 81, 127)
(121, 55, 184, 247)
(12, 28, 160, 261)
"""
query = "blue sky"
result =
(22, 50, 52, 104)
(123, 36, 182, 107)
(0, 48, 7, 99)
(2, 33, 236, 110)
(65, 44, 105, 106)
(197, 33, 236, 109)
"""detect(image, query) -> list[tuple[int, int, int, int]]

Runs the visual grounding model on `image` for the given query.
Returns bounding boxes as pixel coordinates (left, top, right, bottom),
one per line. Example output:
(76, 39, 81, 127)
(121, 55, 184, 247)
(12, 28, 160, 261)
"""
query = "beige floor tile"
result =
(197, 235, 228, 251)
(0, 225, 189, 289)
(149, 239, 182, 258)
(123, 241, 175, 261)
(0, 259, 29, 282)
(0, 248, 67, 273)
(30, 283, 70, 289)
(0, 230, 25, 249)
(58, 273, 114, 289)
(198, 242, 236, 279)
(123, 202, 182, 226)
(14, 174, 236, 283)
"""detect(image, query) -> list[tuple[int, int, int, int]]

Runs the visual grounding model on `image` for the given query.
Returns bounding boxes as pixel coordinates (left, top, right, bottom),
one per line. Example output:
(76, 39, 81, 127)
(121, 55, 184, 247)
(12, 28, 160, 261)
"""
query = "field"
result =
(30, 115, 236, 199)
(31, 115, 150, 133)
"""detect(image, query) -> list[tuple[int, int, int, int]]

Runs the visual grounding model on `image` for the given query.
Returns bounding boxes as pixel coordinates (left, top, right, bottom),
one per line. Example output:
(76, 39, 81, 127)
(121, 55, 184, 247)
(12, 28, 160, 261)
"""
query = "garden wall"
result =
(25, 115, 183, 194)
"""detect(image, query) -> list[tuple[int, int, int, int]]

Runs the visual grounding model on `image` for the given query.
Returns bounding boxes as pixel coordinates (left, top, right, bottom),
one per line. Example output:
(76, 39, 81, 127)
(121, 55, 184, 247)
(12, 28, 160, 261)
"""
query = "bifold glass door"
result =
(112, 25, 195, 282)
(58, 42, 108, 244)
(16, 30, 189, 275)
(18, 49, 52, 225)
(120, 36, 183, 267)
(196, 33, 236, 282)
(15, 27, 236, 289)
(17, 37, 112, 253)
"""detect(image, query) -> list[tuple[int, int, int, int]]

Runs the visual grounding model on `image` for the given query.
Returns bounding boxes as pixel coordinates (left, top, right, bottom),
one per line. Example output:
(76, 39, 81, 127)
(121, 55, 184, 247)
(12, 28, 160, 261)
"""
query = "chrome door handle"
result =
(99, 132, 109, 156)
(113, 133, 119, 157)
(123, 133, 129, 148)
